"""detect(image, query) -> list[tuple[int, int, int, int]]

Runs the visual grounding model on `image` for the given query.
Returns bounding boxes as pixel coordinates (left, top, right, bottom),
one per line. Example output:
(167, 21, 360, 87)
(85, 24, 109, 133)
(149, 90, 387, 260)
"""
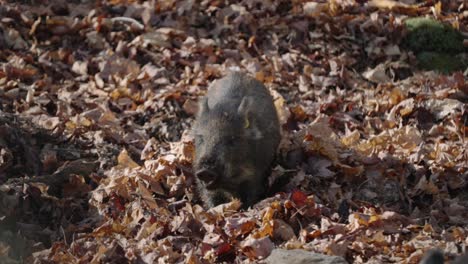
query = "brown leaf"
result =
(241, 236, 274, 260)
(117, 149, 140, 169)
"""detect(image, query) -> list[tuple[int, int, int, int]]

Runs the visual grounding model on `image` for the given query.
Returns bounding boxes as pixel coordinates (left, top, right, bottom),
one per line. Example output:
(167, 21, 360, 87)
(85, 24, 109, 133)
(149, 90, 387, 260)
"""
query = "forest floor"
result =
(0, 0, 467, 263)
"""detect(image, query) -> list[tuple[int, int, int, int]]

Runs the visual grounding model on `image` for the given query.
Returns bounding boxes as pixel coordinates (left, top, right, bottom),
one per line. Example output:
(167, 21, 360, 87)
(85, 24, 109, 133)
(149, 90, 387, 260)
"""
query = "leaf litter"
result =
(0, 0, 467, 263)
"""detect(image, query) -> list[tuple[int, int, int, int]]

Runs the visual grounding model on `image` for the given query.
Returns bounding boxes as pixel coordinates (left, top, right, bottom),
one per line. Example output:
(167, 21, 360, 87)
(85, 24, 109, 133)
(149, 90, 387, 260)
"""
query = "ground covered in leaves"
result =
(0, 0, 467, 263)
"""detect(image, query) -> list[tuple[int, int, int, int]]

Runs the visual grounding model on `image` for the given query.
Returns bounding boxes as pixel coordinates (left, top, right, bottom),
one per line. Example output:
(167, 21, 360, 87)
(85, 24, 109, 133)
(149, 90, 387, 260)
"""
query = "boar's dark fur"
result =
(193, 72, 281, 208)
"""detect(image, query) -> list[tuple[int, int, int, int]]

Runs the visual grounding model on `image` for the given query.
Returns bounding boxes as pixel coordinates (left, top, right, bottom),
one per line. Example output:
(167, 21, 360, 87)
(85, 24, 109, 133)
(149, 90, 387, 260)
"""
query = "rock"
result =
(264, 249, 348, 264)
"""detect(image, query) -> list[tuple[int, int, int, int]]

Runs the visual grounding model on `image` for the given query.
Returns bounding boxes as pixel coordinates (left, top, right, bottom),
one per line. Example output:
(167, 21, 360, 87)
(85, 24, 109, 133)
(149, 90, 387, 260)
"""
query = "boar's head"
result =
(193, 95, 262, 192)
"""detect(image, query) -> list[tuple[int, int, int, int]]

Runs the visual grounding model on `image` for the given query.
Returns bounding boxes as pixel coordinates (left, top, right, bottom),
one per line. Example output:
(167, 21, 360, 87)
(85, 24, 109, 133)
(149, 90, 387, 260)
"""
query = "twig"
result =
(111, 17, 144, 31)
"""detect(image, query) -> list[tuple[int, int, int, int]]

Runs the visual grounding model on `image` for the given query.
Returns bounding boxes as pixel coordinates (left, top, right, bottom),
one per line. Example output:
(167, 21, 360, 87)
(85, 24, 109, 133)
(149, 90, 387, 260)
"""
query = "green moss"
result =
(416, 52, 467, 73)
(403, 17, 464, 54)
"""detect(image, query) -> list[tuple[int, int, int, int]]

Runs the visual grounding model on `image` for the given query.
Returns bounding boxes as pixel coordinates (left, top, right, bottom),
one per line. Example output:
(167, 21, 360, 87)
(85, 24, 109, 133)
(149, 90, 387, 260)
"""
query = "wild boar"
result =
(193, 72, 281, 208)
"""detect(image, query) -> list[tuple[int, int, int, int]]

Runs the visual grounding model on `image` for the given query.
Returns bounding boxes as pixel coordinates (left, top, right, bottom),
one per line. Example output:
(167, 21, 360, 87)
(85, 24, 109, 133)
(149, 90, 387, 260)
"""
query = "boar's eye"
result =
(226, 136, 237, 146)
(195, 135, 204, 144)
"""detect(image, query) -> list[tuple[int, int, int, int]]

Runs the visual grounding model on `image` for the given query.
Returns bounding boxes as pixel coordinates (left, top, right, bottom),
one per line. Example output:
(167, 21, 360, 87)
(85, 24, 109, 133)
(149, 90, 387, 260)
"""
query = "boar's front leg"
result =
(238, 179, 266, 208)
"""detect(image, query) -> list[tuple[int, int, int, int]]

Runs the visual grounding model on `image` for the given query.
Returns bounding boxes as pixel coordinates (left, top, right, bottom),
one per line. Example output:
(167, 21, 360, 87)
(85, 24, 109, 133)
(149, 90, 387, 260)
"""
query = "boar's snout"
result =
(195, 168, 218, 186)
(195, 155, 222, 187)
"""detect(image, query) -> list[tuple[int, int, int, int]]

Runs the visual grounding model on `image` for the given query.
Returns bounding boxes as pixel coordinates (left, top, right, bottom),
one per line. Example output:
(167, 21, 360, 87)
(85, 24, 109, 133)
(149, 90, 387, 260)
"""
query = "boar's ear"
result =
(237, 96, 253, 115)
(198, 97, 209, 115)
(238, 96, 263, 140)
